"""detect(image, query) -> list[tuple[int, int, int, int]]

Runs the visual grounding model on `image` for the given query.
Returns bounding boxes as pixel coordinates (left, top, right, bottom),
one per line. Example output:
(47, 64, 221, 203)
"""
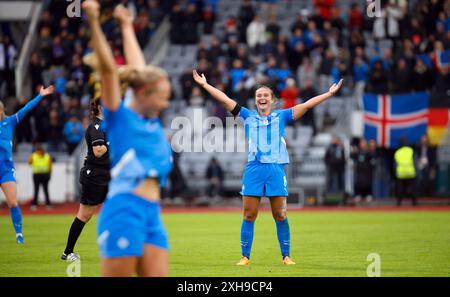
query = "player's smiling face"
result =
(255, 87, 274, 115)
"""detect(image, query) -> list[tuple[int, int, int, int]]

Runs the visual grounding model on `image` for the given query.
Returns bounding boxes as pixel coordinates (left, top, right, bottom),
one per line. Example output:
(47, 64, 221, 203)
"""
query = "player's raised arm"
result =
(13, 85, 54, 125)
(82, 0, 121, 111)
(292, 79, 343, 121)
(114, 4, 146, 67)
(192, 70, 237, 112)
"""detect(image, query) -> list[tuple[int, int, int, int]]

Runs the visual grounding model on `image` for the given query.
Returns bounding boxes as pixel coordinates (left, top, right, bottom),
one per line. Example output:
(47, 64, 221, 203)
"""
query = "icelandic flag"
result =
(363, 92, 429, 148)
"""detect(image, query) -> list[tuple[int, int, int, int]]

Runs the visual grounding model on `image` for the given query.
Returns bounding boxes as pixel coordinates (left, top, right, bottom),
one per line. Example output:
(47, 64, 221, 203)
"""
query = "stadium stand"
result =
(1, 0, 449, 205)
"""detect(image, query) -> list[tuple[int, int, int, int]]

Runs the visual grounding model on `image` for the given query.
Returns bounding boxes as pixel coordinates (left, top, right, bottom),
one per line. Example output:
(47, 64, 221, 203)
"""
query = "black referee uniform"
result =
(79, 116, 110, 205)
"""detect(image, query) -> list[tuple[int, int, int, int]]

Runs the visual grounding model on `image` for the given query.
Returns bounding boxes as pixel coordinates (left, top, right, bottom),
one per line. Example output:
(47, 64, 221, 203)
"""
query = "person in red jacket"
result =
(280, 78, 299, 109)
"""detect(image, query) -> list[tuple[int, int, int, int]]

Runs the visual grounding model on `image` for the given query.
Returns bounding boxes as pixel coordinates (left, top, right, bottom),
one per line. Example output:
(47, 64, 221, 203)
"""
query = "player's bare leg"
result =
(137, 244, 169, 276)
(101, 257, 138, 277)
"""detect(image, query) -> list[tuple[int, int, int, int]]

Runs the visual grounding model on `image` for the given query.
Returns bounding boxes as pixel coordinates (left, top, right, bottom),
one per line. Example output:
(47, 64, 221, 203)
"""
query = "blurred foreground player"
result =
(193, 69, 343, 266)
(61, 98, 110, 261)
(0, 85, 54, 243)
(83, 1, 173, 276)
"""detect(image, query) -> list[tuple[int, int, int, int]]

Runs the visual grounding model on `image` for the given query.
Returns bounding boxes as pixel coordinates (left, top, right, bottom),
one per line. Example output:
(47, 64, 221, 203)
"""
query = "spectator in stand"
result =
(366, 60, 389, 94)
(297, 56, 317, 90)
(246, 15, 266, 53)
(230, 59, 247, 93)
(29, 53, 44, 96)
(0, 35, 17, 97)
(266, 15, 281, 41)
(260, 0, 279, 21)
(202, 4, 215, 35)
(238, 0, 255, 43)
(47, 108, 64, 152)
(318, 48, 335, 93)
(416, 134, 437, 198)
(299, 79, 317, 134)
(280, 78, 299, 109)
(189, 86, 205, 106)
(170, 2, 185, 44)
(63, 115, 85, 155)
(325, 136, 346, 196)
(207, 36, 224, 64)
(180, 68, 195, 101)
(288, 41, 306, 73)
(148, 0, 165, 28)
(206, 157, 223, 199)
(184, 3, 200, 44)
(348, 3, 363, 32)
(313, 0, 334, 21)
(351, 139, 374, 204)
(13, 97, 33, 144)
(134, 10, 152, 47)
(411, 59, 434, 92)
(390, 58, 411, 93)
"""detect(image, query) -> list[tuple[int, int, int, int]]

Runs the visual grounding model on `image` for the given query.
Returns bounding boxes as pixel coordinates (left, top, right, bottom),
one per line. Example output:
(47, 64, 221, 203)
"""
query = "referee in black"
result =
(61, 98, 110, 261)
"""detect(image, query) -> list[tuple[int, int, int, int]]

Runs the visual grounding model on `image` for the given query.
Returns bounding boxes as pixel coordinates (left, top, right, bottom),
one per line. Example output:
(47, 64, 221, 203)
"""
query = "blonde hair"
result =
(83, 53, 168, 96)
(117, 64, 168, 94)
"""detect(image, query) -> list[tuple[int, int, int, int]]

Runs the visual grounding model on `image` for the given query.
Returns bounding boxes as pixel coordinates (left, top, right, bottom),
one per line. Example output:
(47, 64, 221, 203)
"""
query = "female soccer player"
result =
(0, 85, 55, 244)
(61, 98, 110, 262)
(82, 1, 172, 276)
(193, 70, 343, 265)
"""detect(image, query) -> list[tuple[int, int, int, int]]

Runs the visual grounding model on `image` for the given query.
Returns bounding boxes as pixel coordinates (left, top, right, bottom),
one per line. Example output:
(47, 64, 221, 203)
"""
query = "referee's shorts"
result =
(79, 166, 110, 206)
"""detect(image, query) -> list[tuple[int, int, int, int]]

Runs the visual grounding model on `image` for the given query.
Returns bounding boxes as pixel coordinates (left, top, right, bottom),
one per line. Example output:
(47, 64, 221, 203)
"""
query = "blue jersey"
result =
(102, 102, 173, 198)
(239, 107, 293, 164)
(0, 95, 43, 162)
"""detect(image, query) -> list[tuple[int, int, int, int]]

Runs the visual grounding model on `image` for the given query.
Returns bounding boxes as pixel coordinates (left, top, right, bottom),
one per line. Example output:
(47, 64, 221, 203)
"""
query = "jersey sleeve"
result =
(239, 106, 251, 120)
(89, 124, 106, 147)
(279, 108, 294, 124)
(102, 101, 127, 132)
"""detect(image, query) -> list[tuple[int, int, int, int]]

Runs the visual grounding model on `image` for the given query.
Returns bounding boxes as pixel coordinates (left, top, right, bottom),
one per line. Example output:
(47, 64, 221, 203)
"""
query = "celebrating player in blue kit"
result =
(193, 70, 343, 265)
(0, 85, 55, 244)
(83, 1, 172, 276)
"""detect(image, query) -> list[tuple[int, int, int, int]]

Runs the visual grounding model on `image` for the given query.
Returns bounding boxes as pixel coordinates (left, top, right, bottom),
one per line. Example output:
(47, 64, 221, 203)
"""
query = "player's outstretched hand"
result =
(329, 79, 344, 96)
(39, 85, 55, 97)
(193, 70, 207, 87)
(114, 4, 133, 27)
(82, 0, 100, 21)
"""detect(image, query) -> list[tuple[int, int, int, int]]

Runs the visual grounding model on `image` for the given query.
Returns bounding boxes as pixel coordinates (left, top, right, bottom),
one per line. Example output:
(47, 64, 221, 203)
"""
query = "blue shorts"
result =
(97, 193, 168, 258)
(240, 161, 288, 197)
(0, 161, 16, 184)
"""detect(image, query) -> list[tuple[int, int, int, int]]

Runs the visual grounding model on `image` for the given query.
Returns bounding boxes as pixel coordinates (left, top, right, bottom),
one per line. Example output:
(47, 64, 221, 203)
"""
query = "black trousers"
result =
(33, 173, 51, 206)
(396, 178, 417, 206)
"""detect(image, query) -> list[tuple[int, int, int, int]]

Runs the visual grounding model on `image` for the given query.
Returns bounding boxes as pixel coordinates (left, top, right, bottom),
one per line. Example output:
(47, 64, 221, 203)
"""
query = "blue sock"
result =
(275, 218, 291, 258)
(10, 206, 23, 236)
(240, 220, 255, 259)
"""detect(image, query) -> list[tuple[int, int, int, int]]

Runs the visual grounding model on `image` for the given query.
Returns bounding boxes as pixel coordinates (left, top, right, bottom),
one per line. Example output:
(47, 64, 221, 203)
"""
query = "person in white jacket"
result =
(246, 15, 266, 51)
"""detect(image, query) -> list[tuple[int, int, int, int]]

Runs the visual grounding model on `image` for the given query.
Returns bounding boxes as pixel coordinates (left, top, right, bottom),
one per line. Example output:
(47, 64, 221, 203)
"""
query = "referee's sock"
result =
(10, 206, 23, 235)
(275, 217, 291, 258)
(240, 219, 255, 259)
(64, 217, 86, 255)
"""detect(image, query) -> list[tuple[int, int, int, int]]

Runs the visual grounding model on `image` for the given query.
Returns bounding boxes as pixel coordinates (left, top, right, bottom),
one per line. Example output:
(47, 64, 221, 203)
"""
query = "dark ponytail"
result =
(90, 97, 101, 118)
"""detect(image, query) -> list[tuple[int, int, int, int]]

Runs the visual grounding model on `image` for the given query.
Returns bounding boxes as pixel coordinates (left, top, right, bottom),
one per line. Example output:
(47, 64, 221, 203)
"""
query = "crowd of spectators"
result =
(325, 134, 438, 204)
(180, 0, 449, 122)
(3, 0, 173, 154)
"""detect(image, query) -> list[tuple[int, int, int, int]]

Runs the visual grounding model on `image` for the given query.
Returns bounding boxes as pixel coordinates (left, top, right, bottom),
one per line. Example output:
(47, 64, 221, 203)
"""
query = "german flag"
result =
(428, 108, 449, 145)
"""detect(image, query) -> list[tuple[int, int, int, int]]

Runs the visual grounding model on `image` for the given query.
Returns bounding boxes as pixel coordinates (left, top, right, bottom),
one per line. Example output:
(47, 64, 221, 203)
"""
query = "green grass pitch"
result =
(1, 211, 449, 276)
